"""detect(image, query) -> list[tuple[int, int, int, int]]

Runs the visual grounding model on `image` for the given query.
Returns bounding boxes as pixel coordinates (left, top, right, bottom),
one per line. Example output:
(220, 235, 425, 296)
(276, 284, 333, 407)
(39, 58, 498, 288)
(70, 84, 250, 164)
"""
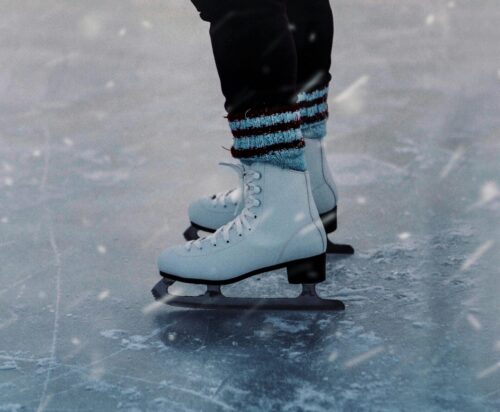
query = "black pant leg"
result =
(191, 0, 297, 114)
(286, 0, 334, 92)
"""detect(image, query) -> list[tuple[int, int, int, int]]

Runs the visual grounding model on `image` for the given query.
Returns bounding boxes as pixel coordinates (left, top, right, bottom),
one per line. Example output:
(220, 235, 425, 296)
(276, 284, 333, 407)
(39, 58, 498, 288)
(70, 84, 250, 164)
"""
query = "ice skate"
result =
(153, 162, 345, 311)
(184, 139, 354, 255)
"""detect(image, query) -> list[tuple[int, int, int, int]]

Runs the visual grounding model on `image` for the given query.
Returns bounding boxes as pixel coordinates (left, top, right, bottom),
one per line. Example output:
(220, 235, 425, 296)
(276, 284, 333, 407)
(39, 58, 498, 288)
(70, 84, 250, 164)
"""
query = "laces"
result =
(186, 164, 262, 251)
(211, 189, 235, 208)
(210, 163, 244, 210)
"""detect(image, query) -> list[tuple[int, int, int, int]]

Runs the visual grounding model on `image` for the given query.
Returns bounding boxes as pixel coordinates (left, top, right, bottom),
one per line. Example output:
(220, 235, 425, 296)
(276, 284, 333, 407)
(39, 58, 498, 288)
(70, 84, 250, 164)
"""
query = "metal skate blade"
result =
(326, 239, 355, 255)
(151, 279, 344, 311)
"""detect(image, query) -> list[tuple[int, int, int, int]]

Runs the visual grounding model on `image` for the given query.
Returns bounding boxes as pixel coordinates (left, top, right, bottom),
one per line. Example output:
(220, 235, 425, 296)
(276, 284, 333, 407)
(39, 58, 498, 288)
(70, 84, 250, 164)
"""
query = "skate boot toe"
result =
(158, 244, 218, 281)
(157, 246, 185, 277)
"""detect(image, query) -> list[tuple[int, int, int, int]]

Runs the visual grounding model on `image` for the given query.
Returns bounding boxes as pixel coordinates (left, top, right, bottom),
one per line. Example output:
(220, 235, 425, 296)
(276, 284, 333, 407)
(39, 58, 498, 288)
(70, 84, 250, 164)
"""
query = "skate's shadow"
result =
(153, 309, 344, 352)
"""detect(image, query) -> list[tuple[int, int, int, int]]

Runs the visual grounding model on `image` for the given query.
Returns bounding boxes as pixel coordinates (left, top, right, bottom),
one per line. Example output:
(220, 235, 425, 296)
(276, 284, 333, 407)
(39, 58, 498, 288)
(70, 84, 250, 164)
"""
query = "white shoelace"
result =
(210, 162, 249, 210)
(211, 189, 236, 208)
(186, 164, 261, 251)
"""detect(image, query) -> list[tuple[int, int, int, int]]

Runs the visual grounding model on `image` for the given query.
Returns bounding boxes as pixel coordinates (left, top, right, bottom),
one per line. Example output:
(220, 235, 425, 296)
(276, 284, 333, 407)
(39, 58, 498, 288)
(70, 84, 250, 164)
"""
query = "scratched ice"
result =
(0, 1, 499, 411)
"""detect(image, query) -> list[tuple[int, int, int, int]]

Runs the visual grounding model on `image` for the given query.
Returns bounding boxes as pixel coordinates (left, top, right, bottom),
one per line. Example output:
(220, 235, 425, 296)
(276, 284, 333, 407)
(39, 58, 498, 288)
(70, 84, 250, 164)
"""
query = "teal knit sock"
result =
(297, 85, 329, 140)
(228, 105, 306, 171)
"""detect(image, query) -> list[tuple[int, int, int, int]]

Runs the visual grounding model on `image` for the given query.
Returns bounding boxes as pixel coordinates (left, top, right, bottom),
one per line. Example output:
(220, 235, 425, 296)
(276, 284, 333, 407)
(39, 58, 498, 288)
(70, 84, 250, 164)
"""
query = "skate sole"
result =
(184, 206, 354, 255)
(152, 281, 345, 311)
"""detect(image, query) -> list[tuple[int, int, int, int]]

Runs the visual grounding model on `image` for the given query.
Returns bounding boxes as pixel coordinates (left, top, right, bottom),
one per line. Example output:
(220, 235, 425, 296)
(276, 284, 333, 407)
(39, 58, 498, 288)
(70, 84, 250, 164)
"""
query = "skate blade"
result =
(183, 223, 216, 241)
(151, 280, 345, 311)
(326, 239, 355, 255)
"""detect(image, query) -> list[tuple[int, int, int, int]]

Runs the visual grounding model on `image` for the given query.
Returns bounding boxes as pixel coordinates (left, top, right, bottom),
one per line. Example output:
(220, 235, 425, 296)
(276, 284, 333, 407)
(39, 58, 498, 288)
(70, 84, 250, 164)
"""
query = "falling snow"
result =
(0, 0, 499, 411)
(398, 232, 411, 241)
(141, 20, 153, 30)
(425, 14, 436, 26)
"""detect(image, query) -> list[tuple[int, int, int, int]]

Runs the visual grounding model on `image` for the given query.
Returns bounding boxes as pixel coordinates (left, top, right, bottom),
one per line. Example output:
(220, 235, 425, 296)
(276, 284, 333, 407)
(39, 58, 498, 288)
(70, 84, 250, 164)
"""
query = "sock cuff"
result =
(228, 105, 306, 171)
(297, 85, 328, 103)
(240, 148, 306, 171)
(297, 85, 329, 140)
(302, 120, 327, 140)
(228, 104, 300, 132)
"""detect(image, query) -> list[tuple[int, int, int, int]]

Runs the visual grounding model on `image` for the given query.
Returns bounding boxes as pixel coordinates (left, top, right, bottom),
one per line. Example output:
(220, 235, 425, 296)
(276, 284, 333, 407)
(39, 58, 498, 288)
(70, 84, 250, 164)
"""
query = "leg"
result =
(192, 0, 298, 113)
(184, 0, 353, 254)
(287, 0, 354, 254)
(192, 0, 305, 170)
(287, 0, 334, 94)
(155, 0, 345, 310)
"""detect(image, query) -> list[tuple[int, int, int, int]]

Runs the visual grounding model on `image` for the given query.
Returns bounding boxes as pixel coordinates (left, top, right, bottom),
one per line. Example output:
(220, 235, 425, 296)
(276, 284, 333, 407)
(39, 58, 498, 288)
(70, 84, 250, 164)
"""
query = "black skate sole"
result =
(183, 206, 354, 255)
(151, 280, 345, 311)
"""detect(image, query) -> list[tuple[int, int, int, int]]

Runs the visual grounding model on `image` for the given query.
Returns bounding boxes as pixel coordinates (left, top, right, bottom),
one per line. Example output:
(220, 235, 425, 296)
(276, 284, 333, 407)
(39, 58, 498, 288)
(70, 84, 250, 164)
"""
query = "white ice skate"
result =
(153, 162, 344, 310)
(183, 139, 354, 255)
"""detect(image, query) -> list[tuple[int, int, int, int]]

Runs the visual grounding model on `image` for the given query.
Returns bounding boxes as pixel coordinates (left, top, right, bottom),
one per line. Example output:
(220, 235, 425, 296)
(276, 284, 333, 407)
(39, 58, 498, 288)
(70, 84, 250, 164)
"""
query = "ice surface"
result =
(1, 0, 500, 411)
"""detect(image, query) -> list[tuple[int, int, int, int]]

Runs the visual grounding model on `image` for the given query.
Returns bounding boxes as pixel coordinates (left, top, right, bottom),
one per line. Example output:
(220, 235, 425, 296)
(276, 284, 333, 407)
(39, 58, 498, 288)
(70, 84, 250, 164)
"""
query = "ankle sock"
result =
(228, 105, 306, 171)
(297, 85, 329, 140)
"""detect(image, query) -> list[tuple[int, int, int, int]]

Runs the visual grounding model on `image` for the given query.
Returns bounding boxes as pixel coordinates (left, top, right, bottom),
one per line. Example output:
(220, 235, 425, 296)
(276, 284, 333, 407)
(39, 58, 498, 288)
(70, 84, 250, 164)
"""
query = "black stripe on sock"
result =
(301, 112, 329, 125)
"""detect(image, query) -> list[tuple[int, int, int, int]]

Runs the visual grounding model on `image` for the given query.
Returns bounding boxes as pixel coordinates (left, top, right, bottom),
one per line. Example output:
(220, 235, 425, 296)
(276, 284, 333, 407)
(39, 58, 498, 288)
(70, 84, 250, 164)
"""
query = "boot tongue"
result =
(228, 188, 241, 205)
(242, 161, 267, 175)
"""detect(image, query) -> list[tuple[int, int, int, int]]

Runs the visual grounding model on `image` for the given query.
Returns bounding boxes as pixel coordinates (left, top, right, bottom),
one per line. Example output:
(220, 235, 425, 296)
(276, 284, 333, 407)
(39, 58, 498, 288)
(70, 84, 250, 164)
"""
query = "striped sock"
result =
(297, 85, 329, 140)
(228, 105, 306, 171)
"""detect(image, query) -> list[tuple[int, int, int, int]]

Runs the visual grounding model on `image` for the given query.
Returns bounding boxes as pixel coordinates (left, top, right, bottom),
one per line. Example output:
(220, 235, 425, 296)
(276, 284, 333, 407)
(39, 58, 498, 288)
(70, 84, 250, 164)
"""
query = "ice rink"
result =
(1, 0, 499, 410)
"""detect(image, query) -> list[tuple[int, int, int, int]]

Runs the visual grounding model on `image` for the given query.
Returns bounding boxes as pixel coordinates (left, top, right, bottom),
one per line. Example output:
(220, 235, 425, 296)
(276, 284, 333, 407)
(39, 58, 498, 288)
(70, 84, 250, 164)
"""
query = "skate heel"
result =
(286, 253, 326, 284)
(320, 207, 338, 234)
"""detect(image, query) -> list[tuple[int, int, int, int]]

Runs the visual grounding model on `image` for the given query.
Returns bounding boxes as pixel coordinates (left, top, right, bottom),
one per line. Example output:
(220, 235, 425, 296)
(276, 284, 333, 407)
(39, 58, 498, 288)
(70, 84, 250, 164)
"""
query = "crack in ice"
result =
(36, 220, 62, 412)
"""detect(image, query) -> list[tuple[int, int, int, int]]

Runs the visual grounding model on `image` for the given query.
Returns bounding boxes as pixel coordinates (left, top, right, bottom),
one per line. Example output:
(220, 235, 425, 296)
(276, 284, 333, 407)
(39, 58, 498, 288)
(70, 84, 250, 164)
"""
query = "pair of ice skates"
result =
(151, 139, 353, 310)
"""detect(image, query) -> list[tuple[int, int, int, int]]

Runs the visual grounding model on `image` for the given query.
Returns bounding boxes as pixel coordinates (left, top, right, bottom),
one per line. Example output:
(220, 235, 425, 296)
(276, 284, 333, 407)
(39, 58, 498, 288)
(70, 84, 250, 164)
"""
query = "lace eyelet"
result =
(223, 205, 227, 208)
(226, 240, 230, 244)
(254, 215, 257, 219)
(239, 234, 242, 237)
